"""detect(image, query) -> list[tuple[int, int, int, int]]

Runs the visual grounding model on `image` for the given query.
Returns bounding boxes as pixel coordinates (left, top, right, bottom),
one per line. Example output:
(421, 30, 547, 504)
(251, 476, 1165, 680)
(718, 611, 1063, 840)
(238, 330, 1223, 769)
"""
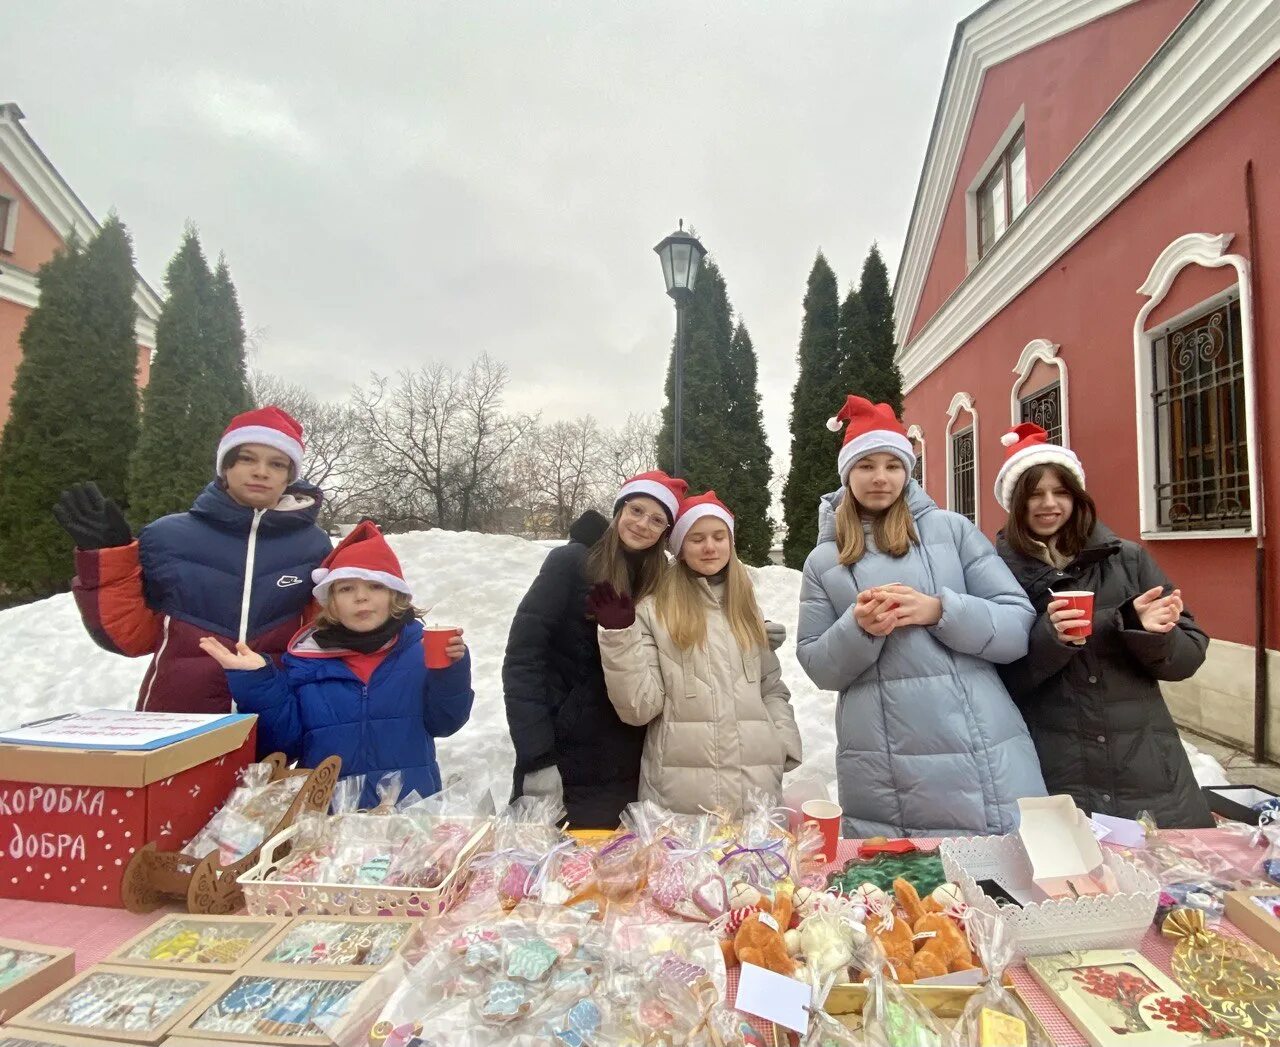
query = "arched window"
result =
(945, 393, 979, 526)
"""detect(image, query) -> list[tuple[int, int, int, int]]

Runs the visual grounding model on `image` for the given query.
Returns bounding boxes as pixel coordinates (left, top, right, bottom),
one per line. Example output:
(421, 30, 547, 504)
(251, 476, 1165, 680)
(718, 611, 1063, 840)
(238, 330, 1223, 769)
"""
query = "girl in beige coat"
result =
(589, 491, 802, 816)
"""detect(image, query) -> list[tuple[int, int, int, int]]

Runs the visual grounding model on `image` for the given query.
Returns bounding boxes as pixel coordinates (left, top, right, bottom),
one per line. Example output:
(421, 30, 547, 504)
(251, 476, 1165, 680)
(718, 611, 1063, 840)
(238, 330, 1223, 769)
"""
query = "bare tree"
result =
(599, 412, 661, 488)
(249, 371, 371, 528)
(521, 416, 605, 537)
(349, 355, 536, 533)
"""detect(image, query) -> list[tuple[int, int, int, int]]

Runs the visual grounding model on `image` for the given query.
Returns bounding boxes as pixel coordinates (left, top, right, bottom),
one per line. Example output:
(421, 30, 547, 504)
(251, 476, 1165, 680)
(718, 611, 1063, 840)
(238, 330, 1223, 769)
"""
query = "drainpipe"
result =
(1245, 159, 1270, 763)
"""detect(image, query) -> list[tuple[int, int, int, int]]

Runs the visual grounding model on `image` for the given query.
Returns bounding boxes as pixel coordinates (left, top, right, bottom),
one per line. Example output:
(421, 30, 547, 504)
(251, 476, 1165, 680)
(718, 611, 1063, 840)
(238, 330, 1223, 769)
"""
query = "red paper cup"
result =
(801, 799, 842, 863)
(425, 625, 458, 669)
(1053, 590, 1095, 637)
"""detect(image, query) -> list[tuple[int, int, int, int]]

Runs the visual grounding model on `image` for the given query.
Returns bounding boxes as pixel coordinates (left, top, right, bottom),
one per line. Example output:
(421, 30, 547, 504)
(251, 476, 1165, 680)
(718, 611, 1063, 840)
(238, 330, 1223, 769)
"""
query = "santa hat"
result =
(993, 422, 1086, 510)
(669, 491, 734, 554)
(215, 406, 305, 479)
(311, 521, 413, 604)
(614, 470, 689, 524)
(827, 395, 915, 483)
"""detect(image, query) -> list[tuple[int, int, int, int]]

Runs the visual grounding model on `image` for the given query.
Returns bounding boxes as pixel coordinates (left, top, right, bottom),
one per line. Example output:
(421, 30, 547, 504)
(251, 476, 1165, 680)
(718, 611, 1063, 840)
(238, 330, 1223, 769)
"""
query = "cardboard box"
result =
(249, 916, 421, 974)
(106, 915, 290, 974)
(1226, 888, 1280, 956)
(170, 966, 371, 1046)
(1016, 795, 1117, 901)
(0, 1031, 115, 1046)
(5, 964, 226, 1046)
(1203, 784, 1279, 825)
(0, 712, 257, 907)
(0, 941, 75, 1026)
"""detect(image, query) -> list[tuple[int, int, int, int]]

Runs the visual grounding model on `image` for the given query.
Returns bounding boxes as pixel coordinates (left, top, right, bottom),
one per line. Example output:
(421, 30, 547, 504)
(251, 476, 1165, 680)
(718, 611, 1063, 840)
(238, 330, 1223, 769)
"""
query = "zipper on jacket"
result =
(141, 614, 172, 711)
(359, 683, 370, 785)
(237, 508, 266, 643)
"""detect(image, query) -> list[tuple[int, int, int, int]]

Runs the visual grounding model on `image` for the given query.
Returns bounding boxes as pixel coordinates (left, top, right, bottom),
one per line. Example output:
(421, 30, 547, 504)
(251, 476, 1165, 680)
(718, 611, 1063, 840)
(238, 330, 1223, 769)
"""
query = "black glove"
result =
(586, 581, 636, 630)
(52, 482, 132, 550)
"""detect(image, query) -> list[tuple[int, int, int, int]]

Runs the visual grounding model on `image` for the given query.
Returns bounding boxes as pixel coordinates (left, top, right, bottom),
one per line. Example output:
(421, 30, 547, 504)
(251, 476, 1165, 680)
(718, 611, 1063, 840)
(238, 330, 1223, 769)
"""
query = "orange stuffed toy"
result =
(892, 878, 941, 924)
(720, 891, 795, 976)
(910, 912, 980, 979)
(860, 907, 917, 984)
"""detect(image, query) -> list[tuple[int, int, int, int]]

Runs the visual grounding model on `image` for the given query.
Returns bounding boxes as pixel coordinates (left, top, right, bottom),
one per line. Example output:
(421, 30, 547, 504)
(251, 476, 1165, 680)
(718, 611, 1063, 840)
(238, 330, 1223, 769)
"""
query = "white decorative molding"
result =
(897, 0, 1280, 394)
(895, 0, 1142, 341)
(0, 260, 157, 348)
(1009, 338, 1069, 446)
(1132, 232, 1257, 540)
(944, 392, 980, 528)
(907, 423, 927, 491)
(0, 103, 162, 331)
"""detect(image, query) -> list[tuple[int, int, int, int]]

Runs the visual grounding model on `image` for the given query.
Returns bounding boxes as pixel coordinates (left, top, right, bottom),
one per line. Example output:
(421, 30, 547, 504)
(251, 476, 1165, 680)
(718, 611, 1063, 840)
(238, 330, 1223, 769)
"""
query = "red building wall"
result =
(903, 61, 1280, 649)
(906, 0, 1198, 343)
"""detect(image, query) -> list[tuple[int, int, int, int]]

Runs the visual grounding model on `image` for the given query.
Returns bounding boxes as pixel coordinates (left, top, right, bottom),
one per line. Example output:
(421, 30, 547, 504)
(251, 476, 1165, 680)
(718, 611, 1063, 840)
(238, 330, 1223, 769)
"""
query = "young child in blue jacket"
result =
(200, 521, 473, 807)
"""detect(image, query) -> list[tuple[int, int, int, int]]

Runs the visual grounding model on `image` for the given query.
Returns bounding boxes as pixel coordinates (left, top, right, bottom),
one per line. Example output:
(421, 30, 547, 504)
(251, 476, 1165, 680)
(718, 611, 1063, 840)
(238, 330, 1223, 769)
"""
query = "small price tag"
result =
(758, 912, 779, 932)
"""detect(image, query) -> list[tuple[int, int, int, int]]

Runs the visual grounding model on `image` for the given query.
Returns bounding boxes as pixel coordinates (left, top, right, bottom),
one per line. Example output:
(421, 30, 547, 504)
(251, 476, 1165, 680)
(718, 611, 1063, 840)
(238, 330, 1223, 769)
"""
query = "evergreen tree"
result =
(657, 258, 733, 489)
(781, 253, 842, 568)
(128, 229, 218, 525)
(0, 216, 140, 597)
(853, 244, 902, 414)
(721, 322, 773, 566)
(208, 255, 252, 421)
(836, 285, 870, 405)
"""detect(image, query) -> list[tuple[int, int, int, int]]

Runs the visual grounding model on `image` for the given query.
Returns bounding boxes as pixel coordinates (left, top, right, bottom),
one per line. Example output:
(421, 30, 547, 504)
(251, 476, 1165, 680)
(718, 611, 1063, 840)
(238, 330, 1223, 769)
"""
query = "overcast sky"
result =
(9, 0, 974, 468)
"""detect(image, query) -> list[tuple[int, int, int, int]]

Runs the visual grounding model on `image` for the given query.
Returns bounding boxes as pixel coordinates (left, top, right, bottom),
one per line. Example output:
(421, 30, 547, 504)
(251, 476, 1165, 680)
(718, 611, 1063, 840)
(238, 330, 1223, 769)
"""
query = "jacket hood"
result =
(569, 509, 610, 548)
(815, 479, 937, 545)
(189, 479, 325, 534)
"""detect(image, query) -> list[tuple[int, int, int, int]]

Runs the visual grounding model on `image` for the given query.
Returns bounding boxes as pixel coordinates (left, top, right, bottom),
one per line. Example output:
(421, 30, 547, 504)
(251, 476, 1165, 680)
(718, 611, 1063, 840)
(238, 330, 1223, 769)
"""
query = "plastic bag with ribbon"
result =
(857, 935, 947, 1047)
(469, 796, 568, 910)
(647, 812, 731, 922)
(181, 760, 307, 866)
(718, 789, 795, 896)
(952, 909, 1045, 1047)
(586, 800, 665, 904)
(798, 969, 865, 1047)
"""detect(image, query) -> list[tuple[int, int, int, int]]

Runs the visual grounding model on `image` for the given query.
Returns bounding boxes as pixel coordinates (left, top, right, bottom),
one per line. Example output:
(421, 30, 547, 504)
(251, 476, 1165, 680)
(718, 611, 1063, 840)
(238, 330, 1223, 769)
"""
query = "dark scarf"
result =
(312, 613, 410, 654)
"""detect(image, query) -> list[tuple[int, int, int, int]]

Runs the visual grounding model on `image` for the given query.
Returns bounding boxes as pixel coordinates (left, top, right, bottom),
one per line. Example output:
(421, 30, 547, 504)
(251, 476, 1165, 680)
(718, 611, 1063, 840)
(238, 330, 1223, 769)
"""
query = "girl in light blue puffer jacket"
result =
(796, 396, 1045, 838)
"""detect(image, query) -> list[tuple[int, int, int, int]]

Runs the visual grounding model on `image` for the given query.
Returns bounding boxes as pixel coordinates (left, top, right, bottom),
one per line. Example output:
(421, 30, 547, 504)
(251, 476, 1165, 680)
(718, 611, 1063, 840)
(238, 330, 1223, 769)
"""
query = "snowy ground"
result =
(0, 529, 1227, 793)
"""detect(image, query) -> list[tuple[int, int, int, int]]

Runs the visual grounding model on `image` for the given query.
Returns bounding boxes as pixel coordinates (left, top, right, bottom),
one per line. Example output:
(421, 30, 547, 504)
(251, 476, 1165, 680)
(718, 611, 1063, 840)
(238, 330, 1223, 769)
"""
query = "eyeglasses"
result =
(624, 503, 669, 533)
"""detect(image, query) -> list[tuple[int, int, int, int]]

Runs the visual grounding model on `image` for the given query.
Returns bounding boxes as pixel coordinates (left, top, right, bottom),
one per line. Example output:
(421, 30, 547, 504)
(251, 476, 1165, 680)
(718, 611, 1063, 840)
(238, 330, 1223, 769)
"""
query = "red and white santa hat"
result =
(613, 470, 689, 525)
(669, 491, 735, 554)
(993, 422, 1086, 510)
(215, 405, 305, 478)
(827, 395, 916, 483)
(311, 521, 413, 604)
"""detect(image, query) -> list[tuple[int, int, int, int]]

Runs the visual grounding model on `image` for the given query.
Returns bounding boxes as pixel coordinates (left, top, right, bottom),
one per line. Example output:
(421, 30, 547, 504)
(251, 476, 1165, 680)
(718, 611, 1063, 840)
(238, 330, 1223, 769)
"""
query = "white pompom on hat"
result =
(993, 422, 1086, 510)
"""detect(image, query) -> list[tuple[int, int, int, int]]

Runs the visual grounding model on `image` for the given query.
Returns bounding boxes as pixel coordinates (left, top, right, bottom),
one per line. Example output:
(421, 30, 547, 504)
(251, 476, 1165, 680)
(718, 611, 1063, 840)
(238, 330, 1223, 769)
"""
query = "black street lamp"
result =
(653, 220, 706, 478)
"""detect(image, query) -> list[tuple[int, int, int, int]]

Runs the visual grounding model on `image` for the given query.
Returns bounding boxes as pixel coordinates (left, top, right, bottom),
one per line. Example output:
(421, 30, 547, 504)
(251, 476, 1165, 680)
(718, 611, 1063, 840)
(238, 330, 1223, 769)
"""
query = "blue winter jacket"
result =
(797, 482, 1046, 838)
(227, 618, 475, 807)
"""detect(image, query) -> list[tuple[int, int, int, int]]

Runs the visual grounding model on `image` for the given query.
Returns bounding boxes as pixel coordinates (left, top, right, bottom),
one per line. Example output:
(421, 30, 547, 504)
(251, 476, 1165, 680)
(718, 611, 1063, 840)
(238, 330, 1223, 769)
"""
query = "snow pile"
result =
(0, 529, 1227, 794)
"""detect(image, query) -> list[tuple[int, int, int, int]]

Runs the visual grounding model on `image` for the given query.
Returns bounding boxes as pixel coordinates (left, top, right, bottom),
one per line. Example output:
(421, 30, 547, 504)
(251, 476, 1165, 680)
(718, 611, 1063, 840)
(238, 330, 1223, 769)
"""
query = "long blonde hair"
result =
(655, 556, 767, 652)
(585, 516, 667, 601)
(835, 484, 919, 565)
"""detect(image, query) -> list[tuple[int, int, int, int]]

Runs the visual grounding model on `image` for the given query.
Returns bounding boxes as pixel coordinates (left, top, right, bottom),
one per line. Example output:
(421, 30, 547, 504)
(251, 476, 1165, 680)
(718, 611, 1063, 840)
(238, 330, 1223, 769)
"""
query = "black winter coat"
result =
(502, 512, 647, 828)
(997, 524, 1214, 829)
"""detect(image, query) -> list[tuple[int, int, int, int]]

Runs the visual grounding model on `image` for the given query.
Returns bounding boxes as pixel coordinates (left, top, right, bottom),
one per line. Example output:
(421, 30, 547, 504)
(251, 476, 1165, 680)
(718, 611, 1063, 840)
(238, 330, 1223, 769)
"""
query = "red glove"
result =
(587, 582, 636, 630)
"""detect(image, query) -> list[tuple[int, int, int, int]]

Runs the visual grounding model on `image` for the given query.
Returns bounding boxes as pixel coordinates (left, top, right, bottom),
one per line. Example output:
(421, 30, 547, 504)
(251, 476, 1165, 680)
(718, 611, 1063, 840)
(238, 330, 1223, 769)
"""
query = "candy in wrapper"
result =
(952, 909, 1046, 1047)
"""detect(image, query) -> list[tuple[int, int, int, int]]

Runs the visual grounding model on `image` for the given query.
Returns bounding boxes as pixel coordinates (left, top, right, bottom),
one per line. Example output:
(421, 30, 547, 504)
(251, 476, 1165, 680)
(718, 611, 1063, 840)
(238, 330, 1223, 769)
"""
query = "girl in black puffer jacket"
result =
(992, 423, 1213, 829)
(502, 472, 686, 828)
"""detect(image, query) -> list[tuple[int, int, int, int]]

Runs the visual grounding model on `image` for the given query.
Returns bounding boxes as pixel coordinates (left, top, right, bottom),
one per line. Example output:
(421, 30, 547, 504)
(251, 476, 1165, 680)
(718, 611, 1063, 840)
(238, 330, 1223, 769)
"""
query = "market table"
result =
(0, 826, 1268, 1045)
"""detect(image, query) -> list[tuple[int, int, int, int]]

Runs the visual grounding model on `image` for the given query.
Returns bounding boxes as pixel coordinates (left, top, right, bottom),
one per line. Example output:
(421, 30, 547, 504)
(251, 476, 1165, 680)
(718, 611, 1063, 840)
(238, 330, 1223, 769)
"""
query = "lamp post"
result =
(653, 220, 707, 478)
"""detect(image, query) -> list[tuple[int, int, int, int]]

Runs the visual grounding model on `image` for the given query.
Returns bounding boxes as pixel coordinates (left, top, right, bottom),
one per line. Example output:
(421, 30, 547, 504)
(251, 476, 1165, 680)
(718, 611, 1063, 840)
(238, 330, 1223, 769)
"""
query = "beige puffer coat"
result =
(598, 577, 802, 815)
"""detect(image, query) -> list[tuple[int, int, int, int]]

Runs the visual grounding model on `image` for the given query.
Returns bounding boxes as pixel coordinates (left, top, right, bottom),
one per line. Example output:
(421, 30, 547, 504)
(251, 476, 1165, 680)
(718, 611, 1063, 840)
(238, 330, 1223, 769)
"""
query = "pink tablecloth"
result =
(0, 827, 1266, 1045)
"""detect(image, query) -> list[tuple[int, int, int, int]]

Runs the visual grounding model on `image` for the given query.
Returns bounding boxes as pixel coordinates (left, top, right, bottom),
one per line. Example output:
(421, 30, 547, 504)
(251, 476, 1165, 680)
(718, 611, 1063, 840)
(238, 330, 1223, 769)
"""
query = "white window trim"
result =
(907, 424, 926, 490)
(1132, 231, 1258, 541)
(965, 106, 1026, 271)
(1009, 338, 1069, 446)
(945, 392, 980, 528)
(0, 194, 16, 252)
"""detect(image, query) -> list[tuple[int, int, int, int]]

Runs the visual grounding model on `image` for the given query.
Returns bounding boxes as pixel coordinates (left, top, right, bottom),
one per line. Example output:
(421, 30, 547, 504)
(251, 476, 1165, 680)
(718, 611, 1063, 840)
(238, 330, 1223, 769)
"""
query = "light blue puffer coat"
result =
(796, 483, 1046, 837)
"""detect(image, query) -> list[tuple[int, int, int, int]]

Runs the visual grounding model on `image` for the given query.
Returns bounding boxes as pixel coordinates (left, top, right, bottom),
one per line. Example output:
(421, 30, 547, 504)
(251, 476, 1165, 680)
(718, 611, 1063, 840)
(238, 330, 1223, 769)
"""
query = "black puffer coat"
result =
(997, 524, 1214, 829)
(503, 511, 647, 828)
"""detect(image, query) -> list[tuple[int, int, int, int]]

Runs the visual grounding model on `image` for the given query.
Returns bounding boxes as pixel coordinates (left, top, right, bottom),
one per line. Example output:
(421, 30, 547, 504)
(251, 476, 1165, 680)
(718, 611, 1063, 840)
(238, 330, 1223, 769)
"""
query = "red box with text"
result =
(0, 715, 256, 907)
